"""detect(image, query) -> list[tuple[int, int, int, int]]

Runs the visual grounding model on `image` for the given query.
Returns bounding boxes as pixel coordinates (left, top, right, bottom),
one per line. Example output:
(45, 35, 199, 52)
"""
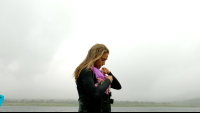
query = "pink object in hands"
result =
(90, 67, 106, 80)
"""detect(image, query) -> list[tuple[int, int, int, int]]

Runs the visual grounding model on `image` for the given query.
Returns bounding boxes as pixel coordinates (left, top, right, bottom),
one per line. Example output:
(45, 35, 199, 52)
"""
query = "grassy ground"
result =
(2, 103, 78, 107)
(111, 104, 200, 107)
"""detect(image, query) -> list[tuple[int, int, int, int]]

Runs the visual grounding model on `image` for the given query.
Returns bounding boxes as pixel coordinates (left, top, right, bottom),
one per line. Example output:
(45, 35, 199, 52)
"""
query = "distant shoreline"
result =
(2, 98, 200, 107)
(2, 103, 200, 107)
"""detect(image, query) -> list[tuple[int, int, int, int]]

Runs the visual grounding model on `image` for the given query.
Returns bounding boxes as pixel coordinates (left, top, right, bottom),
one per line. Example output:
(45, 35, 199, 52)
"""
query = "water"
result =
(1, 106, 200, 112)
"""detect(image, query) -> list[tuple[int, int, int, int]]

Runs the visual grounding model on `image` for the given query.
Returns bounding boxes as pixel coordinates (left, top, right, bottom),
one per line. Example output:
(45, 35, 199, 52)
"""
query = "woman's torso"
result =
(76, 67, 111, 112)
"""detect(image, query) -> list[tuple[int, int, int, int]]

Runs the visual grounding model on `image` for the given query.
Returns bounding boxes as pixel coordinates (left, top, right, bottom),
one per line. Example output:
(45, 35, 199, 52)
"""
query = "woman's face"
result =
(94, 53, 108, 69)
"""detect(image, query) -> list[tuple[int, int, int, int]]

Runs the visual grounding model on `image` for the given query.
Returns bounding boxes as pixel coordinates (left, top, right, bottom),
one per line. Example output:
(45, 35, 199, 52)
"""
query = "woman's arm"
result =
(80, 68, 111, 100)
(108, 72, 121, 90)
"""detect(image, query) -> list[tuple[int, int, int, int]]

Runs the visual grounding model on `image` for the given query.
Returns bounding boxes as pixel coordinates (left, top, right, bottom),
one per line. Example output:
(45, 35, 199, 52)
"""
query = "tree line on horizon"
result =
(2, 98, 200, 106)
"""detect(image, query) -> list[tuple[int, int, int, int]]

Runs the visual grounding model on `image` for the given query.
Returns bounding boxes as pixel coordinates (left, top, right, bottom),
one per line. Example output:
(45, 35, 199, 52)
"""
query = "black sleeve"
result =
(80, 68, 111, 100)
(108, 72, 122, 90)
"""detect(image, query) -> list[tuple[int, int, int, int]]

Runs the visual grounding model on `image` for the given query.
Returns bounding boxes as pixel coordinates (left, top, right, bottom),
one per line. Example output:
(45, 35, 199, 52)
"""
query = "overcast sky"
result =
(0, 0, 200, 102)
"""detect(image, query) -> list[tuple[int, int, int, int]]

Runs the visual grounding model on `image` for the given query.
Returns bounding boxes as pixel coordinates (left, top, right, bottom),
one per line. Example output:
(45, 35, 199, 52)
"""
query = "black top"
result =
(76, 67, 121, 101)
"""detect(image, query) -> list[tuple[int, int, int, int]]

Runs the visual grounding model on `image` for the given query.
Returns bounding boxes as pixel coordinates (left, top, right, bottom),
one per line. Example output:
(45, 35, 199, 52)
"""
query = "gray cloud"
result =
(0, 0, 71, 79)
(1, 0, 200, 102)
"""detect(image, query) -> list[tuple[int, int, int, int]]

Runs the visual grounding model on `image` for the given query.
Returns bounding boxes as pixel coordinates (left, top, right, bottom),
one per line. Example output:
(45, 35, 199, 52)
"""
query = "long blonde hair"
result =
(73, 43, 109, 80)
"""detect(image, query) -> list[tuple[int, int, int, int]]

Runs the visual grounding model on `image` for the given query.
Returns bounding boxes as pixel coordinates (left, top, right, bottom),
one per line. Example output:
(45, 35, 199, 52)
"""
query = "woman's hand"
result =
(101, 67, 110, 75)
(105, 76, 113, 83)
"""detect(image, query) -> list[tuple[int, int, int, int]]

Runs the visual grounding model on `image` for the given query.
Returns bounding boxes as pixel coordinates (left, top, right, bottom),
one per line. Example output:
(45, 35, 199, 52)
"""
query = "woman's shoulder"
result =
(80, 67, 93, 76)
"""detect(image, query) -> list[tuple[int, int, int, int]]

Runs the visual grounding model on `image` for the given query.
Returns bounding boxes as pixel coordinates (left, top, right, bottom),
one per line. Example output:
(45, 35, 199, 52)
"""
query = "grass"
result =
(111, 104, 200, 107)
(2, 103, 78, 107)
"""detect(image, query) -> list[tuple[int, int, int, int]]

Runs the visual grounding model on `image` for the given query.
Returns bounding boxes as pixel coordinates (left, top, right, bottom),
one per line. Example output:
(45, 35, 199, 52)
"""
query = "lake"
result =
(1, 106, 200, 112)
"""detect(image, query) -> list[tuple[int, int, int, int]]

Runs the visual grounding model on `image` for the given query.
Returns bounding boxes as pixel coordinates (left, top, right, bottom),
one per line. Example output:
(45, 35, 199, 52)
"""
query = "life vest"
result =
(76, 77, 114, 112)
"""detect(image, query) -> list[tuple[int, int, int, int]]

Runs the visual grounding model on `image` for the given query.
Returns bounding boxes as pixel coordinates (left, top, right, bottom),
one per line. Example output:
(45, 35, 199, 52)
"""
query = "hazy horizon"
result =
(1, 0, 200, 103)
(3, 97, 200, 103)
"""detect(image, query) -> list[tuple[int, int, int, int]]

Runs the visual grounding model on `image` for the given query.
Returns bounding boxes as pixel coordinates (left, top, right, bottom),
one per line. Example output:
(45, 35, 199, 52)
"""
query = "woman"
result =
(73, 43, 121, 112)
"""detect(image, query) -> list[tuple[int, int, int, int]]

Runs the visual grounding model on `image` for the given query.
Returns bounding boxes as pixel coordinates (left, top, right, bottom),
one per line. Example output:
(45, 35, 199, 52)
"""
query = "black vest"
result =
(76, 76, 113, 112)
